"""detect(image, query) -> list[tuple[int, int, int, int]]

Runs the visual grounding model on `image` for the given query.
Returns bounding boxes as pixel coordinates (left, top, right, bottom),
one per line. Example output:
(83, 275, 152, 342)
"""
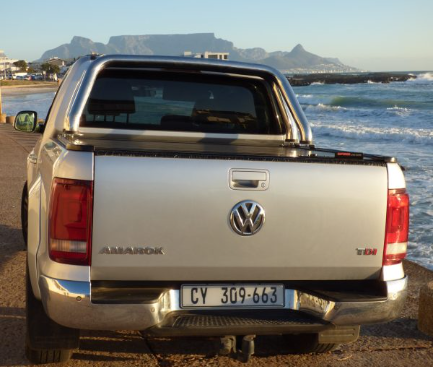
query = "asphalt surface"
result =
(0, 123, 433, 366)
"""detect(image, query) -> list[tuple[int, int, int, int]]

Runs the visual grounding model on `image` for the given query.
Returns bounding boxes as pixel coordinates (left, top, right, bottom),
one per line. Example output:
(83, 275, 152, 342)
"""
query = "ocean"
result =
(296, 72, 433, 270)
(2, 72, 433, 269)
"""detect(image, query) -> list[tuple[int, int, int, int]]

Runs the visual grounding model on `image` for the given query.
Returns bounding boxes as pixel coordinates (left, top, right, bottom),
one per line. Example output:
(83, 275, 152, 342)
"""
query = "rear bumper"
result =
(39, 275, 408, 332)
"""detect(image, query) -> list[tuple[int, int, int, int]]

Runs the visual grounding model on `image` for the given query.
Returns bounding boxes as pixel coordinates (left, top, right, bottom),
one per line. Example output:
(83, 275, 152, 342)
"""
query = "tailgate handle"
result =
(230, 169, 269, 191)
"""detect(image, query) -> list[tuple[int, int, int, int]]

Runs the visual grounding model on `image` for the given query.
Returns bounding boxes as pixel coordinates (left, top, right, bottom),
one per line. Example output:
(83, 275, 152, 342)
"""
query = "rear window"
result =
(80, 70, 282, 135)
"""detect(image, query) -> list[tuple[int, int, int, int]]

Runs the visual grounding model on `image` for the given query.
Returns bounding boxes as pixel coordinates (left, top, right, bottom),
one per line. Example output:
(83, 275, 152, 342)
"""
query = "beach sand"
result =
(1, 84, 58, 96)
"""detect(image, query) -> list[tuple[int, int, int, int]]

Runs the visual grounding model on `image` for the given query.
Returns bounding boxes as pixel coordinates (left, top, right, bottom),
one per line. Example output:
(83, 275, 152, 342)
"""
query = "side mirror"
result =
(14, 111, 38, 133)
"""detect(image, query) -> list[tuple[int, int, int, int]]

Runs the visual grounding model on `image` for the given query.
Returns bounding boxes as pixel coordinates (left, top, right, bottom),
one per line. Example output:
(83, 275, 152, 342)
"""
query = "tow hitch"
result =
(219, 335, 255, 362)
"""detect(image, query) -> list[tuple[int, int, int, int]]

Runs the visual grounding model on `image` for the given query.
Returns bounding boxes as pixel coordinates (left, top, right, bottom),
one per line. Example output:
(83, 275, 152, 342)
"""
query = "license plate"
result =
(181, 284, 285, 308)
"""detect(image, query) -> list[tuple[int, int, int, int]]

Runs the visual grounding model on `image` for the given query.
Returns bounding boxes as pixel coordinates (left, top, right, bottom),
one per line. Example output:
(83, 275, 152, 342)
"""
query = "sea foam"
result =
(310, 120, 433, 145)
(407, 72, 433, 83)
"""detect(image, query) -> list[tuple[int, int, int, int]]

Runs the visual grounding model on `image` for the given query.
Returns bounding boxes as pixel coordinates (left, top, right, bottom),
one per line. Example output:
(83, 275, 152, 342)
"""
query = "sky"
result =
(0, 0, 432, 71)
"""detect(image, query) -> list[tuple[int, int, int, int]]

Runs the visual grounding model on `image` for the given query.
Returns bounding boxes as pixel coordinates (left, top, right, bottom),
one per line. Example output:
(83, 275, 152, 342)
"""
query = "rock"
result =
(287, 73, 416, 86)
(418, 281, 433, 337)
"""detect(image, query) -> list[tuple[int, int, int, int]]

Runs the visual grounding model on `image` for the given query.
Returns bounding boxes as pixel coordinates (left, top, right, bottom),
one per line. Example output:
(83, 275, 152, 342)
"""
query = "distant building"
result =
(0, 50, 19, 76)
(46, 57, 66, 67)
(183, 51, 229, 60)
(27, 62, 41, 71)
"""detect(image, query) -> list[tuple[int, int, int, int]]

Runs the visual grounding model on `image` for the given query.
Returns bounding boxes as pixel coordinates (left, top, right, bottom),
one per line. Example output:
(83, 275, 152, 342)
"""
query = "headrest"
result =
(87, 78, 136, 115)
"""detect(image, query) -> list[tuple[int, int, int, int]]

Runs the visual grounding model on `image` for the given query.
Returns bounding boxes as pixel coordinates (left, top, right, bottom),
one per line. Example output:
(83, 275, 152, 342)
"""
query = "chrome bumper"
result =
(39, 275, 408, 331)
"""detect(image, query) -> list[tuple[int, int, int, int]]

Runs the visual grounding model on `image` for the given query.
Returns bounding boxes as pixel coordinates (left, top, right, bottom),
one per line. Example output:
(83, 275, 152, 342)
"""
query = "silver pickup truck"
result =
(16, 55, 409, 364)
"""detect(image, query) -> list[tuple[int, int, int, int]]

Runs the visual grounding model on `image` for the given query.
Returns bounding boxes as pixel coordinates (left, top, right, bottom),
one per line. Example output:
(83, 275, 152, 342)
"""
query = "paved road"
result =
(0, 123, 433, 366)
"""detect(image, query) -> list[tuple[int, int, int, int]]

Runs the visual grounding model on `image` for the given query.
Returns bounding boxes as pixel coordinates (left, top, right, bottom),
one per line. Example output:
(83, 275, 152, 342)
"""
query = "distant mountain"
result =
(264, 44, 330, 69)
(40, 37, 115, 60)
(38, 33, 358, 73)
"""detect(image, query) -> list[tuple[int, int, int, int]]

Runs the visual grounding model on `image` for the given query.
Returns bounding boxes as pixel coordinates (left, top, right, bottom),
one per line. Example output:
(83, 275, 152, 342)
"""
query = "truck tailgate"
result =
(91, 156, 388, 281)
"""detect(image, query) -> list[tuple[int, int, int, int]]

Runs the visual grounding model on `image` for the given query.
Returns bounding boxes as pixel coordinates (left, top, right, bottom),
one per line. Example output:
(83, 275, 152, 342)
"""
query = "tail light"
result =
(49, 178, 93, 265)
(383, 189, 409, 265)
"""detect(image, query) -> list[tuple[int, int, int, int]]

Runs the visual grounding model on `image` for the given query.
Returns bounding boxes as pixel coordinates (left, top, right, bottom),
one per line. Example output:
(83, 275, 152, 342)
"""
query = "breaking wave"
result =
(407, 72, 433, 83)
(310, 121, 433, 145)
(386, 106, 410, 111)
(297, 95, 333, 106)
(386, 106, 412, 116)
(316, 103, 347, 111)
(304, 103, 420, 120)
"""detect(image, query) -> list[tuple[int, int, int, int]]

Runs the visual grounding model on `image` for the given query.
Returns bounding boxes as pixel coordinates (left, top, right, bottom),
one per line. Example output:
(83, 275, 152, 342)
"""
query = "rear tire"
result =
(283, 334, 338, 354)
(25, 347, 74, 364)
(25, 267, 79, 364)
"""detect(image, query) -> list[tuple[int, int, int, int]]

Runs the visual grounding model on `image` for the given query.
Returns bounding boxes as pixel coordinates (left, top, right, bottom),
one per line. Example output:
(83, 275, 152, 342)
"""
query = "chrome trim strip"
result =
(39, 275, 407, 330)
(66, 55, 313, 144)
(77, 127, 286, 145)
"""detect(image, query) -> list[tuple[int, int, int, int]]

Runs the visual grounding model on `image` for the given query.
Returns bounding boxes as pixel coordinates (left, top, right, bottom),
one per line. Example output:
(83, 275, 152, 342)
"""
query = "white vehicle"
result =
(15, 55, 409, 363)
(14, 72, 28, 80)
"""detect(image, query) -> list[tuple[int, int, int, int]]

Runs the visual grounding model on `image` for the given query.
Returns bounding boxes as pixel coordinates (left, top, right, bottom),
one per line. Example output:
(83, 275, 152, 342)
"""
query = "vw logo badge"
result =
(230, 200, 265, 236)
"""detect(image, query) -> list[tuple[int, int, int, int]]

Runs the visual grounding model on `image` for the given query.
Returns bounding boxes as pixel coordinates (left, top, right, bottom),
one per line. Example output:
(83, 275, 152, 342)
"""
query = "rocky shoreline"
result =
(288, 72, 416, 86)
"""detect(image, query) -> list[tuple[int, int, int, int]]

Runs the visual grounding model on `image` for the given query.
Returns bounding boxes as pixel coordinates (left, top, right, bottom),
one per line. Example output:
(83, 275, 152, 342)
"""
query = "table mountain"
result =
(38, 33, 357, 72)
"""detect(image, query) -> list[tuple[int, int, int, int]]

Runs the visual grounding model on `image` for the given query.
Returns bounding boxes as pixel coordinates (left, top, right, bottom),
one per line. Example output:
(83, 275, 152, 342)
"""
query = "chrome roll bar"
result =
(66, 55, 313, 144)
